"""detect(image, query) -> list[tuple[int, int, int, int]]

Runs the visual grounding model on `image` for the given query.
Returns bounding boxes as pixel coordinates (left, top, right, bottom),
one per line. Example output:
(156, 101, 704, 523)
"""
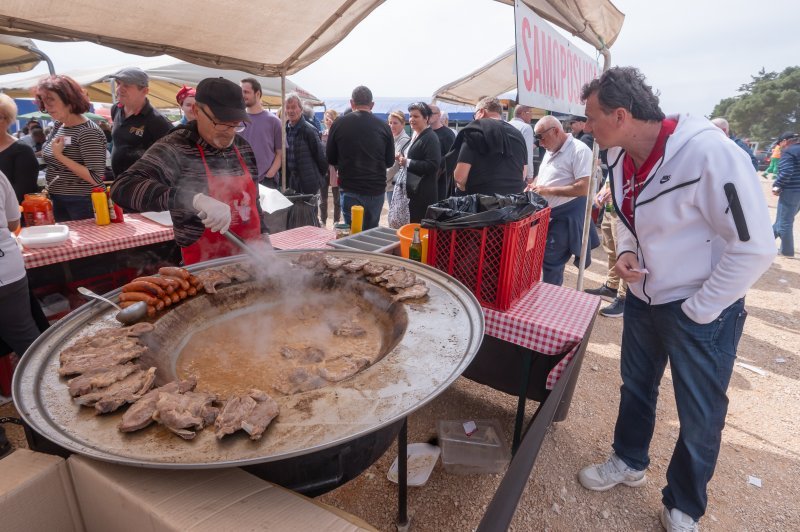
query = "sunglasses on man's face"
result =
(534, 126, 555, 140)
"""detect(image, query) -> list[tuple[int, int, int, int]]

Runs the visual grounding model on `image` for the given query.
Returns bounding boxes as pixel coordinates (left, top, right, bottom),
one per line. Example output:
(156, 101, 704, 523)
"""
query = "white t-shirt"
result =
(509, 118, 534, 180)
(536, 134, 593, 208)
(0, 171, 25, 286)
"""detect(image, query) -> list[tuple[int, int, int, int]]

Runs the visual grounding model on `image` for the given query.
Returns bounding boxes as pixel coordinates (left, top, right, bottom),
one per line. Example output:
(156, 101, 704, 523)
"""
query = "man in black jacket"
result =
(326, 86, 394, 229)
(284, 92, 326, 195)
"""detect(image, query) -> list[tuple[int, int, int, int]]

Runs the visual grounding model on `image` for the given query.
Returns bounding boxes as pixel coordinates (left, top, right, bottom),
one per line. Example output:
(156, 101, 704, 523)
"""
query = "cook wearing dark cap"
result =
(111, 77, 266, 265)
(109, 66, 173, 177)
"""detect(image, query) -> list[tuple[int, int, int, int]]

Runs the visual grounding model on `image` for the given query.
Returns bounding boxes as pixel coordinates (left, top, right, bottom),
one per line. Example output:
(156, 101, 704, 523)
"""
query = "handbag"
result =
(405, 170, 423, 196)
(388, 167, 410, 229)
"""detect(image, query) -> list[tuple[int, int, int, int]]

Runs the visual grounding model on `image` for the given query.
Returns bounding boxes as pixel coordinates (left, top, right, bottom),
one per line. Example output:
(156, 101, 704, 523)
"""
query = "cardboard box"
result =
(67, 455, 375, 532)
(0, 449, 84, 532)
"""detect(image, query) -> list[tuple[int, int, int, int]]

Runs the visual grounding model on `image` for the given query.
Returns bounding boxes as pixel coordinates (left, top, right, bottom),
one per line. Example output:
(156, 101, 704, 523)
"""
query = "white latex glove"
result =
(192, 193, 231, 234)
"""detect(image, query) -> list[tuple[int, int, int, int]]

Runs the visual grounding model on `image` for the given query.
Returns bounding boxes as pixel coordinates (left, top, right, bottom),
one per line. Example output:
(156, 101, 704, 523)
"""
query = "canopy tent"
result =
(434, 0, 625, 106)
(0, 57, 323, 108)
(0, 0, 385, 77)
(0, 34, 52, 75)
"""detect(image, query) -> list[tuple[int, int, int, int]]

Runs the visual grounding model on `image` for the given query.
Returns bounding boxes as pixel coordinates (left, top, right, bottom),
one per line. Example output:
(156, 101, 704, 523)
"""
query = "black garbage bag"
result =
(286, 193, 321, 229)
(421, 192, 548, 230)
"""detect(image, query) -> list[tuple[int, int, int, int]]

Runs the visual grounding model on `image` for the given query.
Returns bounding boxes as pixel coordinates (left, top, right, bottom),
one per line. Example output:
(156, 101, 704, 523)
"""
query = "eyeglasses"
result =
(199, 105, 245, 133)
(534, 126, 555, 140)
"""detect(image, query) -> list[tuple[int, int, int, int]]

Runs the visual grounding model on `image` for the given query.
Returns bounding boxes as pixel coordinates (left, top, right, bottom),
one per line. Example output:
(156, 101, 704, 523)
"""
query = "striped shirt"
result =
(776, 143, 800, 190)
(110, 123, 261, 248)
(42, 120, 107, 195)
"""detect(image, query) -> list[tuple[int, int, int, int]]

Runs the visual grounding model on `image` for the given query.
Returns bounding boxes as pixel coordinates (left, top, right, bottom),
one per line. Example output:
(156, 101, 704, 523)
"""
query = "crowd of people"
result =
(0, 66, 797, 532)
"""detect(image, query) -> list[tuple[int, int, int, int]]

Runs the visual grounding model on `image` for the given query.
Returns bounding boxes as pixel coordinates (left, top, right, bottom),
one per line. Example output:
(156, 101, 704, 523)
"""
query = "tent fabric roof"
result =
(0, 34, 41, 74)
(0, 57, 322, 108)
(434, 0, 624, 106)
(496, 0, 624, 49)
(0, 0, 385, 76)
(432, 47, 517, 107)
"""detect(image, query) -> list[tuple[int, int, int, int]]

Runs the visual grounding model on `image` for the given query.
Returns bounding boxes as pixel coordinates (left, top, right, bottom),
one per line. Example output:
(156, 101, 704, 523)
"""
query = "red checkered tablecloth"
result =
(269, 226, 335, 250)
(483, 282, 600, 389)
(22, 214, 175, 269)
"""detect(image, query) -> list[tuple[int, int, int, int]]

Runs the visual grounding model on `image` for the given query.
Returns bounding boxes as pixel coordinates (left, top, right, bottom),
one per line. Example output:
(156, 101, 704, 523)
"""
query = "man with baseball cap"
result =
(111, 77, 266, 265)
(109, 66, 172, 177)
(773, 130, 800, 256)
(567, 115, 594, 150)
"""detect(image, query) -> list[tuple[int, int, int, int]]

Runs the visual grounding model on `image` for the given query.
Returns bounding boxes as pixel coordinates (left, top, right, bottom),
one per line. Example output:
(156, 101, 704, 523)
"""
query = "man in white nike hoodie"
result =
(576, 68, 775, 532)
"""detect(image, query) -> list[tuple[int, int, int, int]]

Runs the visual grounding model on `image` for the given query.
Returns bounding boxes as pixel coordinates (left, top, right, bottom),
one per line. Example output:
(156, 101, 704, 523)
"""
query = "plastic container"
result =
(21, 193, 54, 226)
(17, 224, 70, 248)
(107, 189, 124, 223)
(387, 443, 441, 486)
(438, 419, 510, 475)
(91, 186, 110, 225)
(426, 207, 550, 311)
(397, 223, 429, 261)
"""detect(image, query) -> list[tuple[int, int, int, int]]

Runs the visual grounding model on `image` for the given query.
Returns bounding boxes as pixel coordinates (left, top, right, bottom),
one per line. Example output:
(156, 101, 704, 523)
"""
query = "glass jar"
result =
(21, 193, 55, 226)
(334, 223, 350, 239)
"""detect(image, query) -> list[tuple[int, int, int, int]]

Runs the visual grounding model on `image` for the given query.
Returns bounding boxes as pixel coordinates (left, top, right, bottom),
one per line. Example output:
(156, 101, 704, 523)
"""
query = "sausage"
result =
(122, 281, 164, 298)
(161, 295, 172, 307)
(188, 275, 200, 287)
(170, 292, 180, 303)
(119, 292, 157, 305)
(134, 276, 175, 294)
(187, 286, 197, 296)
(159, 267, 190, 280)
(162, 274, 190, 291)
(178, 289, 188, 300)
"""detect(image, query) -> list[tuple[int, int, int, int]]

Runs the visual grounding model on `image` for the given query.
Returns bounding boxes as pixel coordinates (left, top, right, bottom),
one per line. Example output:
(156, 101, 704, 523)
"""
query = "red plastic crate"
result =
(426, 207, 550, 311)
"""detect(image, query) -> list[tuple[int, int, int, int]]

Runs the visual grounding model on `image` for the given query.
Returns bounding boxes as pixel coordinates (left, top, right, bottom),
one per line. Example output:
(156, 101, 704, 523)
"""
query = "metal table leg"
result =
(397, 417, 410, 531)
(512, 351, 533, 455)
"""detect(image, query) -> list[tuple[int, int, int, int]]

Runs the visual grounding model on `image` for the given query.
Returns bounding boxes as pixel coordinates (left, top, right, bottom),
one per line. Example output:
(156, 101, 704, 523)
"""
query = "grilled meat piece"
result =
(331, 322, 367, 338)
(125, 322, 155, 336)
(295, 251, 325, 268)
(279, 345, 326, 363)
(362, 262, 387, 276)
(194, 269, 232, 294)
(323, 255, 351, 270)
(214, 389, 279, 440)
(67, 363, 139, 397)
(384, 270, 418, 290)
(153, 390, 219, 440)
(74, 367, 156, 414)
(219, 264, 252, 283)
(59, 342, 147, 376)
(118, 377, 198, 433)
(274, 366, 327, 395)
(318, 355, 371, 382)
(342, 258, 370, 273)
(366, 275, 386, 285)
(393, 283, 430, 301)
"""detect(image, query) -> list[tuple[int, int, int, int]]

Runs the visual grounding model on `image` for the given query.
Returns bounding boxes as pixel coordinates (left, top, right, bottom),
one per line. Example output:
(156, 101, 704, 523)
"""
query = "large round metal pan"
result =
(13, 250, 484, 469)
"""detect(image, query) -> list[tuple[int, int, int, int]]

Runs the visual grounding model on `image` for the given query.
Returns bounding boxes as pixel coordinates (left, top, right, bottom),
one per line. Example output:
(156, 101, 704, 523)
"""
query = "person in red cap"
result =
(111, 77, 267, 265)
(175, 85, 197, 125)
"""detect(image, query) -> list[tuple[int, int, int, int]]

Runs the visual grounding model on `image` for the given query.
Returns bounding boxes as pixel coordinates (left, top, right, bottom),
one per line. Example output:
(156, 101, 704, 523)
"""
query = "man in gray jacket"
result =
(576, 67, 775, 532)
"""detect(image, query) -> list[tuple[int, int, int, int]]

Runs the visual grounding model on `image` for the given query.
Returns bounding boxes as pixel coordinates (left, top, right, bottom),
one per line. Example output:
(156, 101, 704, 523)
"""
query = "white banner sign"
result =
(515, 0, 600, 115)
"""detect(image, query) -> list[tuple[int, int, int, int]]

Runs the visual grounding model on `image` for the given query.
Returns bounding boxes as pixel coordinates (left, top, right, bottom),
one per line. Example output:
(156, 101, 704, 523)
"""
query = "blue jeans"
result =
(386, 190, 393, 205)
(340, 191, 384, 230)
(51, 193, 94, 222)
(613, 293, 747, 521)
(773, 188, 800, 256)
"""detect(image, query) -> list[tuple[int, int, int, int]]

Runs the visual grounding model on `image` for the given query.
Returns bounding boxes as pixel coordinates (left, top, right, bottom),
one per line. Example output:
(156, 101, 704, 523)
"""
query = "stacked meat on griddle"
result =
(294, 252, 430, 302)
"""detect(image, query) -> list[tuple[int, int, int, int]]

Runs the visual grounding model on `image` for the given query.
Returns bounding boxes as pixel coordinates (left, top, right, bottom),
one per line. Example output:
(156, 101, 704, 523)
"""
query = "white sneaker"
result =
(661, 506, 699, 531)
(577, 453, 646, 491)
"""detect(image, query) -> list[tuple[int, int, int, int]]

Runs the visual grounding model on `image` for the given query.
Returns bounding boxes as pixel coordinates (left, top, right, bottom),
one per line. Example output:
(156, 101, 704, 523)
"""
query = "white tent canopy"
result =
(0, 57, 322, 108)
(0, 0, 386, 77)
(435, 1, 625, 106)
(0, 34, 44, 74)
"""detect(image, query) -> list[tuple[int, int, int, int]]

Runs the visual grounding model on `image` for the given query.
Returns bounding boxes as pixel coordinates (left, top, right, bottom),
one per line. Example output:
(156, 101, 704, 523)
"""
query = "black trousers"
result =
(0, 276, 42, 358)
(319, 185, 341, 225)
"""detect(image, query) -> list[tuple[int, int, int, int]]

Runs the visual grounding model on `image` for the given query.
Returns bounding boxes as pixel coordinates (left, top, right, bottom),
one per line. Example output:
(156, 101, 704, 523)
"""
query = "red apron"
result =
(181, 144, 261, 265)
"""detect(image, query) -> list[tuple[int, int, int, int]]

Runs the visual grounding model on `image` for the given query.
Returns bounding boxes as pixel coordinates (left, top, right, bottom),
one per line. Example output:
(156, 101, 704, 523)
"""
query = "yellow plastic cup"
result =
(351, 205, 364, 234)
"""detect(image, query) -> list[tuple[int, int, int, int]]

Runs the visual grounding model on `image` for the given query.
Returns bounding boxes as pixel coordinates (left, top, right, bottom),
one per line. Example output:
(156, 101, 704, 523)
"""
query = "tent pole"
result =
(575, 53, 610, 291)
(280, 70, 287, 192)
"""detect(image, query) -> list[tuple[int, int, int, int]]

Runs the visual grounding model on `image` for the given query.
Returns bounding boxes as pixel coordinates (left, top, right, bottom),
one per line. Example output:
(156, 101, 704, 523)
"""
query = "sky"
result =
(3, 0, 798, 117)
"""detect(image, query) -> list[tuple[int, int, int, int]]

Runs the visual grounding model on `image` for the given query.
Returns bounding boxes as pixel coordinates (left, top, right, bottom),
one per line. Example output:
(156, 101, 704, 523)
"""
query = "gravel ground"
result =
(2, 180, 798, 531)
